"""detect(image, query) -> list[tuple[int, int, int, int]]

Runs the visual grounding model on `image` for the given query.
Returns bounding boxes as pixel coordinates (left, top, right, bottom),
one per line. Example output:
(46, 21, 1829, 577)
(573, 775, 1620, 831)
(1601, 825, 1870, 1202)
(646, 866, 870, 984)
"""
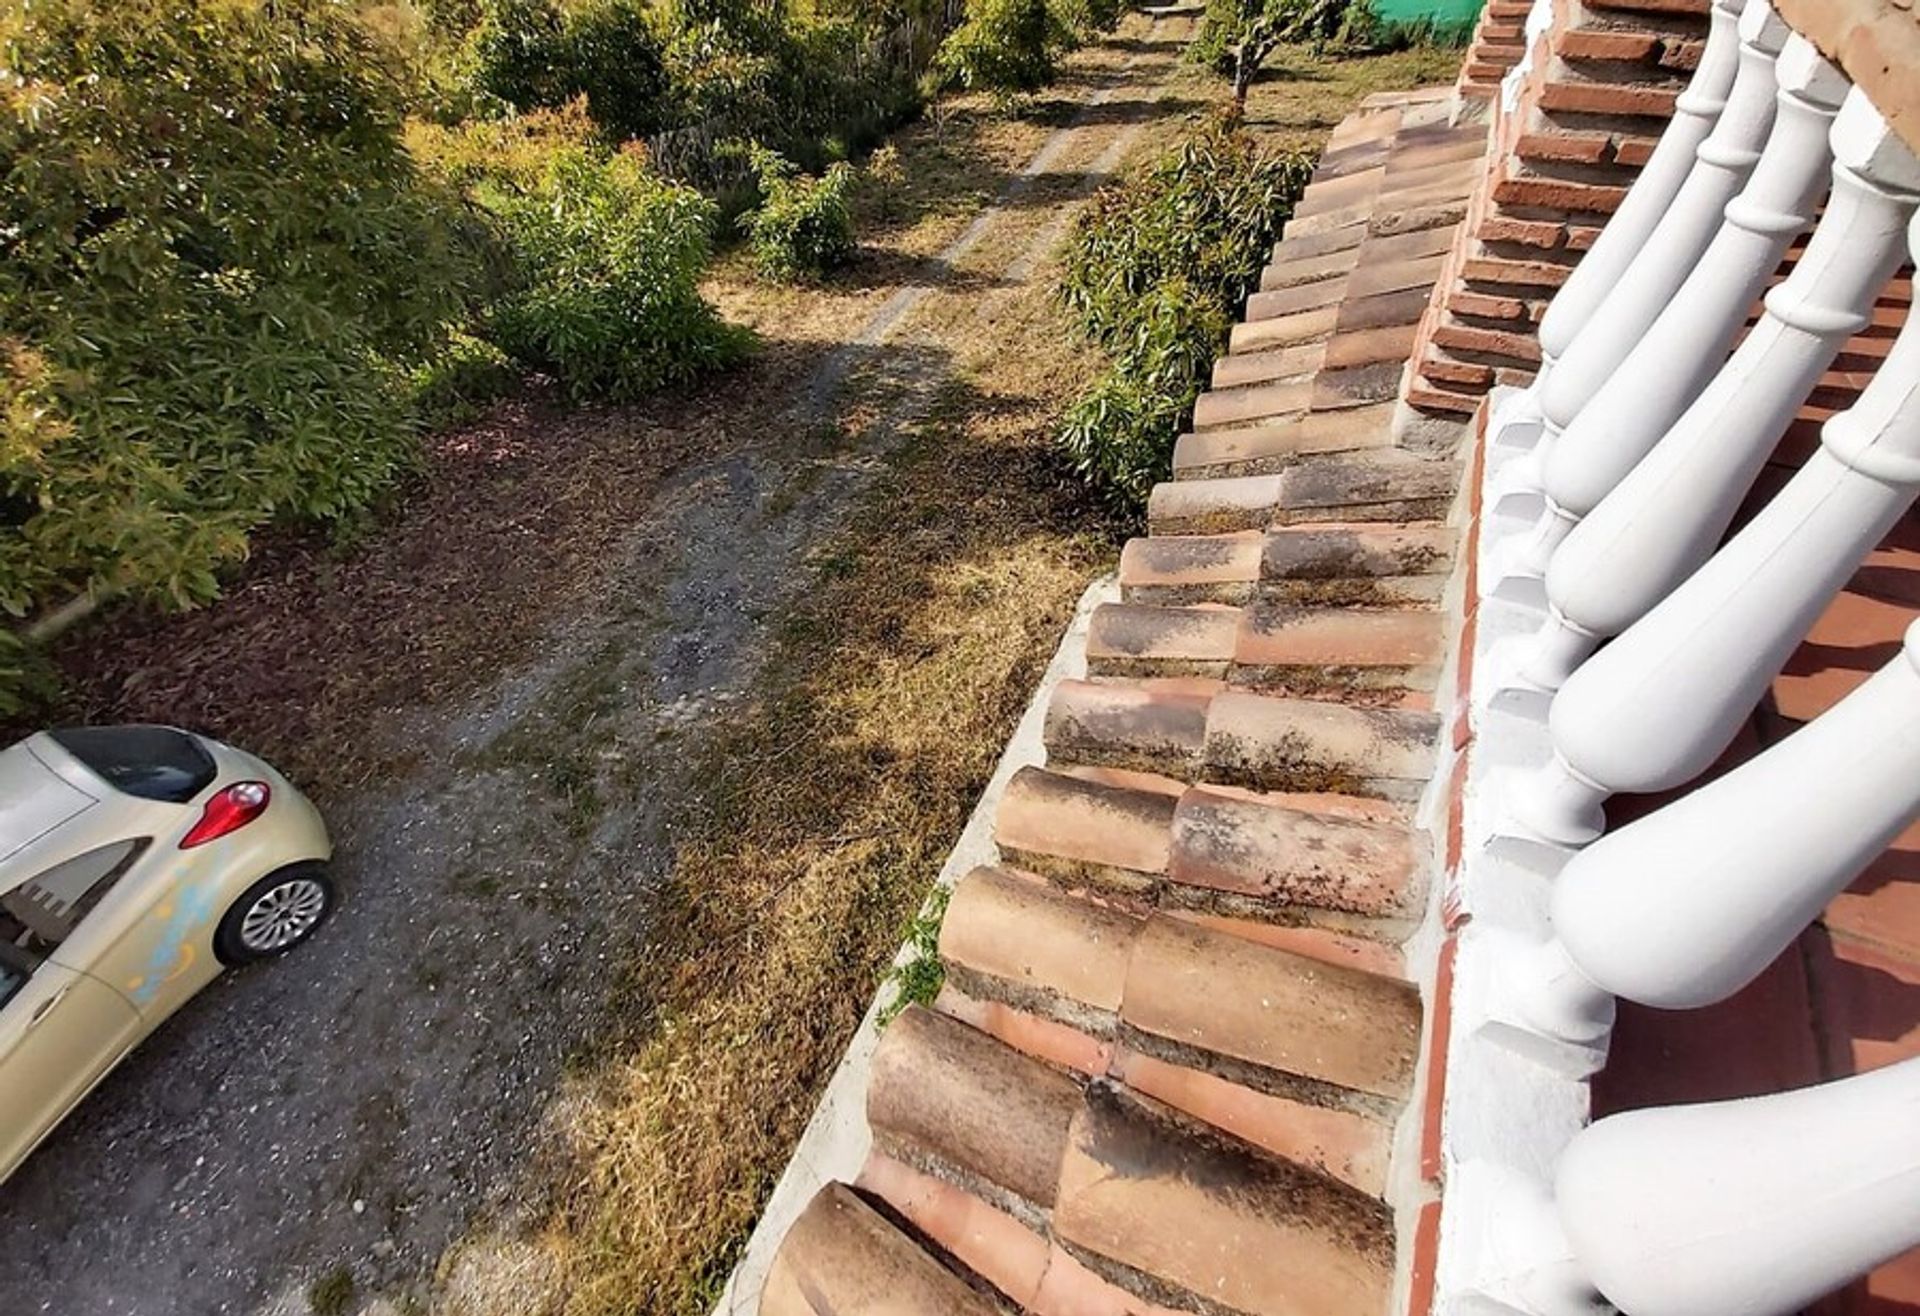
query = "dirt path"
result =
(0, 16, 1202, 1316)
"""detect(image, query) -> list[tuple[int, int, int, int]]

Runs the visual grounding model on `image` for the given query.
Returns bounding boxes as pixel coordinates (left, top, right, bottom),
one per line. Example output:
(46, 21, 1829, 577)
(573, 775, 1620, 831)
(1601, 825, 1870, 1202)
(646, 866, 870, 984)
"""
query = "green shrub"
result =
(1053, 0, 1125, 41)
(935, 0, 1067, 100)
(1057, 279, 1228, 505)
(562, 0, 673, 141)
(1054, 122, 1313, 509)
(411, 333, 521, 428)
(465, 0, 571, 109)
(0, 0, 474, 643)
(742, 146, 859, 280)
(481, 147, 751, 399)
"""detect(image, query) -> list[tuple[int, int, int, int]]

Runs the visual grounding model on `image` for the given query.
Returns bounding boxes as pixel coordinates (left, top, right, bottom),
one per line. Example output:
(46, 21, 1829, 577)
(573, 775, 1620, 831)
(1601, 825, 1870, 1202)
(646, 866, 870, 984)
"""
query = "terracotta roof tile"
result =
(1262, 523, 1453, 582)
(1088, 603, 1240, 680)
(1232, 604, 1445, 695)
(1053, 1084, 1395, 1316)
(1267, 224, 1367, 263)
(761, 1182, 1011, 1316)
(1043, 679, 1210, 774)
(995, 765, 1178, 883)
(936, 984, 1116, 1077)
(1259, 522, 1451, 607)
(940, 866, 1141, 1024)
(1119, 915, 1421, 1105)
(868, 1006, 1079, 1221)
(1229, 304, 1340, 354)
(855, 1154, 1053, 1310)
(1259, 247, 1364, 292)
(1246, 278, 1351, 321)
(1192, 379, 1314, 431)
(1166, 911, 1406, 979)
(1147, 473, 1287, 536)
(1272, 450, 1457, 525)
(1211, 340, 1325, 389)
(1168, 786, 1423, 923)
(1172, 406, 1396, 480)
(1109, 1046, 1392, 1197)
(1118, 534, 1263, 606)
(1309, 358, 1408, 410)
(1202, 691, 1440, 800)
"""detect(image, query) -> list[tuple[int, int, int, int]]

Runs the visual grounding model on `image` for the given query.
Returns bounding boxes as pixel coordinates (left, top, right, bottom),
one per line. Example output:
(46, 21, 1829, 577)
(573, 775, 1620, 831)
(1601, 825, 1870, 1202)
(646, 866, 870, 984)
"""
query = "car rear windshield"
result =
(49, 726, 217, 804)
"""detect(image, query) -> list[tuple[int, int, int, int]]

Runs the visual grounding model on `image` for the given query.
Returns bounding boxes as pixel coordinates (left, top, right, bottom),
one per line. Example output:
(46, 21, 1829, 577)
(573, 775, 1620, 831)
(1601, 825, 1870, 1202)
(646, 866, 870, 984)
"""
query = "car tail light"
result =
(180, 781, 271, 849)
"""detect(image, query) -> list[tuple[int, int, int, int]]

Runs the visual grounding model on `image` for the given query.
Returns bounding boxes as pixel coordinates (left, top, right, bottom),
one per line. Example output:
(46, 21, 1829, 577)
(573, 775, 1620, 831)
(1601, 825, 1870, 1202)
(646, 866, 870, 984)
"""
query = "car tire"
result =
(215, 863, 336, 966)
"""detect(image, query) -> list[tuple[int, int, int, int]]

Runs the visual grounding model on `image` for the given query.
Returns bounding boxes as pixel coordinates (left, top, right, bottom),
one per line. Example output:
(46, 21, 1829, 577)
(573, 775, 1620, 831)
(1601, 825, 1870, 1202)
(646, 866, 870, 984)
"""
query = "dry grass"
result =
(547, 381, 1110, 1316)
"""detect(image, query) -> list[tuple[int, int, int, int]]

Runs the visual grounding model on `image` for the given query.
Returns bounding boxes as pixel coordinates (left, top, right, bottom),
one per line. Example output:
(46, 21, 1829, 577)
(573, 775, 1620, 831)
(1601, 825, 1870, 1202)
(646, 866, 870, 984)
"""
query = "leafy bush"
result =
(480, 147, 751, 399)
(935, 0, 1067, 100)
(1055, 122, 1313, 509)
(742, 146, 859, 280)
(562, 0, 673, 141)
(411, 333, 521, 429)
(1053, 0, 1126, 40)
(467, 0, 672, 138)
(465, 0, 572, 109)
(0, 0, 474, 645)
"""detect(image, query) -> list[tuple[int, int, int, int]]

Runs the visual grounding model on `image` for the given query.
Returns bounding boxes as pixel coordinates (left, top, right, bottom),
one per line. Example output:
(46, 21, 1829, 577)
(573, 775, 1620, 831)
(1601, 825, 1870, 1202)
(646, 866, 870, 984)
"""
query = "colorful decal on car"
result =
(124, 876, 222, 1008)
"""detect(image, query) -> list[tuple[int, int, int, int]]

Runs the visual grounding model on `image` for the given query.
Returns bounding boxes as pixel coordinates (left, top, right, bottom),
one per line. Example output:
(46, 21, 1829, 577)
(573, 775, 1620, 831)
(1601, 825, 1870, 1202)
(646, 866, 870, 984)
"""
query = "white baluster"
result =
(1509, 91, 1920, 693)
(1483, 0, 1788, 541)
(1526, 37, 1846, 552)
(1510, 233, 1920, 846)
(1488, 0, 1746, 454)
(1555, 1058, 1920, 1316)
(1503, 619, 1920, 1058)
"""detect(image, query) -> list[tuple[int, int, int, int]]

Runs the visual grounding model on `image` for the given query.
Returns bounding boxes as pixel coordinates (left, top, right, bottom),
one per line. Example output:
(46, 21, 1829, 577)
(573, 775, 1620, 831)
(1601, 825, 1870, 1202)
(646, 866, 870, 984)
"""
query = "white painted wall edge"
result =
(708, 572, 1117, 1316)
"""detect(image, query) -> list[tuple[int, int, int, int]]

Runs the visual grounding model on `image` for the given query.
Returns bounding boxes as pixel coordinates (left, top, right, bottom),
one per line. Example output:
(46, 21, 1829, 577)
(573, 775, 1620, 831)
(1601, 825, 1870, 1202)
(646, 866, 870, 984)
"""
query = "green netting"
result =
(1372, 0, 1482, 30)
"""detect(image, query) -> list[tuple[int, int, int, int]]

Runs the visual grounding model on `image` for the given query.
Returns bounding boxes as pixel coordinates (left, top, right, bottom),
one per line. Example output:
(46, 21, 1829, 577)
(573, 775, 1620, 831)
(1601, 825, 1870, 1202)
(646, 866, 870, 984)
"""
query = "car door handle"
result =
(27, 987, 68, 1027)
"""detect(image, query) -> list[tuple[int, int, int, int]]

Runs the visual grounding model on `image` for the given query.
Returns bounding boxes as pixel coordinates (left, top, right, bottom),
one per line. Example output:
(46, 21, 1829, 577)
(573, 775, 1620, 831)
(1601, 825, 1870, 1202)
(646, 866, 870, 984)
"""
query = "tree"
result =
(1198, 0, 1358, 110)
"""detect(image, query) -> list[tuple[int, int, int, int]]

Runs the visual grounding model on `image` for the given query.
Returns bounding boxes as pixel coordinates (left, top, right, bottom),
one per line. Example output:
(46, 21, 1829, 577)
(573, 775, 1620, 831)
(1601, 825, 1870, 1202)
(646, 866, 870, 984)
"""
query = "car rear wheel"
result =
(215, 863, 335, 965)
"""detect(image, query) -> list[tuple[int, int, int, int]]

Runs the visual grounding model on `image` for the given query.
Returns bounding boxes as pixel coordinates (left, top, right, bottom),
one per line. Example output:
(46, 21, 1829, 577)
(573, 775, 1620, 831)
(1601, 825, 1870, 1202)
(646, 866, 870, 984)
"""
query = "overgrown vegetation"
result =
(1056, 119, 1313, 508)
(0, 0, 476, 711)
(479, 145, 748, 398)
(935, 0, 1069, 100)
(741, 145, 859, 280)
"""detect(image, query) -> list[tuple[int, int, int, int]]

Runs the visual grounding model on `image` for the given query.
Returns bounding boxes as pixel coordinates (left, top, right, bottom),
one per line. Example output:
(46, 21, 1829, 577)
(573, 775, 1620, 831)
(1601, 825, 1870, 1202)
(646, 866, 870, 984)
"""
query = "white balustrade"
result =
(1506, 91, 1920, 692)
(1504, 619, 1920, 1056)
(1509, 224, 1920, 846)
(1506, 36, 1847, 576)
(1554, 1058, 1920, 1316)
(1487, 0, 1747, 454)
(1482, 0, 1787, 535)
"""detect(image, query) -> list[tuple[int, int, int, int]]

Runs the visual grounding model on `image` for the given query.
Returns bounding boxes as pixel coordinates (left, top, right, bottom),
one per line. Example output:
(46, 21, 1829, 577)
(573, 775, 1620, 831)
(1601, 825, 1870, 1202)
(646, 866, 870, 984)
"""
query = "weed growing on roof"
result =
(878, 885, 953, 1027)
(1055, 118, 1313, 510)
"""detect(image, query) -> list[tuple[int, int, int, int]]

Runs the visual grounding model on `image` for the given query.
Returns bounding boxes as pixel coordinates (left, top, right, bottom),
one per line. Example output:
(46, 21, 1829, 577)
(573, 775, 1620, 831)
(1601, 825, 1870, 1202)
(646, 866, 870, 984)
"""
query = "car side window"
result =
(0, 840, 150, 971)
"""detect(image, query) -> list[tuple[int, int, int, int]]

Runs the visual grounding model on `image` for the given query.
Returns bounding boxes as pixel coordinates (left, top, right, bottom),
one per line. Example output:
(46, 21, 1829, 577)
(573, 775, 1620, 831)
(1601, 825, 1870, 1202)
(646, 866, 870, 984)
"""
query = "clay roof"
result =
(1776, 0, 1920, 159)
(760, 89, 1483, 1316)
